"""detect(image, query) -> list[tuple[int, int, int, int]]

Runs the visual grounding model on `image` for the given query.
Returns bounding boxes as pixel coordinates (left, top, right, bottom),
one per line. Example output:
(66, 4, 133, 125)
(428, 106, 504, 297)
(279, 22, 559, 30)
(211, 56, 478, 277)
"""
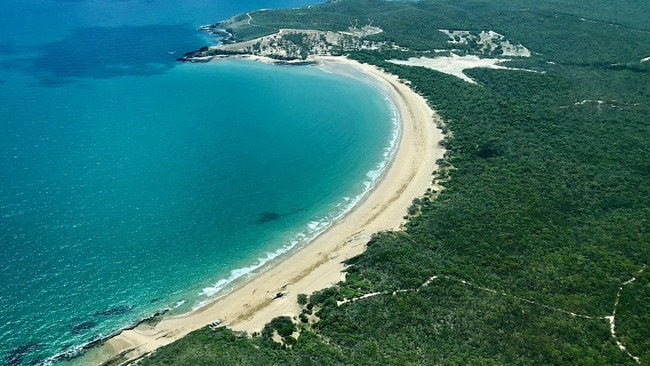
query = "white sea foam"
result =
(366, 169, 380, 180)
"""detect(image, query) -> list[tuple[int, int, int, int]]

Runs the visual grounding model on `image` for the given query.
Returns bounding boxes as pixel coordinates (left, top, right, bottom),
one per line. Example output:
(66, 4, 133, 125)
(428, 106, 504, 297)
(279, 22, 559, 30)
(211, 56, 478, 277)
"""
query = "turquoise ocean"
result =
(0, 1, 397, 364)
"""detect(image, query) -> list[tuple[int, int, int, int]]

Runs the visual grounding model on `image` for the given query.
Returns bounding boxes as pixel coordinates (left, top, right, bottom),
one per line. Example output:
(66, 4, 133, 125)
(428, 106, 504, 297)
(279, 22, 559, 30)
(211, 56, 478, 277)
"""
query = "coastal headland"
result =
(83, 46, 446, 365)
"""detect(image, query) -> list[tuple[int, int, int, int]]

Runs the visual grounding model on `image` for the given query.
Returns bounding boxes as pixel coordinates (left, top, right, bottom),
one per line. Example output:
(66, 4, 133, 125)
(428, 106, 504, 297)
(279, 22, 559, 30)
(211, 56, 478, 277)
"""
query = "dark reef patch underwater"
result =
(94, 305, 134, 317)
(256, 208, 304, 224)
(6, 343, 44, 366)
(17, 24, 206, 85)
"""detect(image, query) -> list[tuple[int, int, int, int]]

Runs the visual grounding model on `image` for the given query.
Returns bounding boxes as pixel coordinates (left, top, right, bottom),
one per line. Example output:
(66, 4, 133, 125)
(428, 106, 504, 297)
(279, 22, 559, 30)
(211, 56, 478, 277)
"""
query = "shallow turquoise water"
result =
(0, 1, 395, 364)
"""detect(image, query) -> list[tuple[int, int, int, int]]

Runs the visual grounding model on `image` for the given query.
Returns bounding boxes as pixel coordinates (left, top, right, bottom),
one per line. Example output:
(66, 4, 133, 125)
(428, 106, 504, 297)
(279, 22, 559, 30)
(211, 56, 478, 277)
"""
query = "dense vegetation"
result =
(139, 0, 649, 364)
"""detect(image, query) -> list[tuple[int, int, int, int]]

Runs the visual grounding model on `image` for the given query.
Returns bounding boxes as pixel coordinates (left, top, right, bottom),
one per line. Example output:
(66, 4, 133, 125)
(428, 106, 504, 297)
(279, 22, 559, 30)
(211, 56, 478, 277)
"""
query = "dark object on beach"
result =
(71, 321, 97, 334)
(94, 305, 133, 317)
(272, 291, 288, 300)
(209, 319, 223, 327)
(6, 343, 43, 366)
(256, 212, 282, 224)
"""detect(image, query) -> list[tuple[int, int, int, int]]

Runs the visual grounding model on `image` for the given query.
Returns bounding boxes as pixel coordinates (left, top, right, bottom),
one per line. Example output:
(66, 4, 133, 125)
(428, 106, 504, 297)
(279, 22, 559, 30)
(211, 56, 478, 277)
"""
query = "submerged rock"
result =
(94, 305, 133, 317)
(6, 343, 43, 366)
(255, 208, 304, 224)
(256, 212, 282, 224)
(71, 321, 97, 334)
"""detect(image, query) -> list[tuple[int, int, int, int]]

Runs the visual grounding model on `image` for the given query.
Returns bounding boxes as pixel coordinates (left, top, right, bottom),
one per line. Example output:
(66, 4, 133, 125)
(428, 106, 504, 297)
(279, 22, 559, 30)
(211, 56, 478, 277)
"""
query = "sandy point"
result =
(83, 55, 446, 365)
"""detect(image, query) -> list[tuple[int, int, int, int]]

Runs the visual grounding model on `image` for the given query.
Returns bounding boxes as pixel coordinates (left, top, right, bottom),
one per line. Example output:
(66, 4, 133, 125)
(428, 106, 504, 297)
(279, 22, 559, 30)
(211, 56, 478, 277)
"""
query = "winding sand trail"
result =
(84, 55, 445, 365)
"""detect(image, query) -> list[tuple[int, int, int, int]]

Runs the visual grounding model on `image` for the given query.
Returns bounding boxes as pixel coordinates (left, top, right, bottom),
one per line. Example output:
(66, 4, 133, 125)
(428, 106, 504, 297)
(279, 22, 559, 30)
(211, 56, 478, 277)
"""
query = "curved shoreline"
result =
(83, 55, 446, 365)
(193, 62, 402, 307)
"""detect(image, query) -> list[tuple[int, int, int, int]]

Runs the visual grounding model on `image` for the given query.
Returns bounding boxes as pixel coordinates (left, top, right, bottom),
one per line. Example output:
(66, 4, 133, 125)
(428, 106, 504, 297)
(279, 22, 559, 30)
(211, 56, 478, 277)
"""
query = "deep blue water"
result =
(0, 1, 396, 364)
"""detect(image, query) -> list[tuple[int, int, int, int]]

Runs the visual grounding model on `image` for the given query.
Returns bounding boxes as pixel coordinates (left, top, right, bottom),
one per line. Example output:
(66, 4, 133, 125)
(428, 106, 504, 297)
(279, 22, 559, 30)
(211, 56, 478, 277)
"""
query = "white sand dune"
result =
(389, 54, 535, 84)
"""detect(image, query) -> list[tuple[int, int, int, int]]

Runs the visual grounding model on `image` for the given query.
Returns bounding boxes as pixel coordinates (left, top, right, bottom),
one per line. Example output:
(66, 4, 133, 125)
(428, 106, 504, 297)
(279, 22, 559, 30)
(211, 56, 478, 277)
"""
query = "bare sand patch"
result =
(389, 54, 536, 84)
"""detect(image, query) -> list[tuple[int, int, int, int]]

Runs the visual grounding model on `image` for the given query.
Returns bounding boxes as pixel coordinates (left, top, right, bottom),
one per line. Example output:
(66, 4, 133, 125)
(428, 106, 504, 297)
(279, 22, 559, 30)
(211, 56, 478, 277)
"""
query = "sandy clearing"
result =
(389, 54, 538, 84)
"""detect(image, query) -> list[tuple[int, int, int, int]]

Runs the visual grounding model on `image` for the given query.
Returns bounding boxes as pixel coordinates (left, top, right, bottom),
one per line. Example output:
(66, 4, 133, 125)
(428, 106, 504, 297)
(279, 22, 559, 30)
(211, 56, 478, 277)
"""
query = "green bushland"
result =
(138, 0, 649, 364)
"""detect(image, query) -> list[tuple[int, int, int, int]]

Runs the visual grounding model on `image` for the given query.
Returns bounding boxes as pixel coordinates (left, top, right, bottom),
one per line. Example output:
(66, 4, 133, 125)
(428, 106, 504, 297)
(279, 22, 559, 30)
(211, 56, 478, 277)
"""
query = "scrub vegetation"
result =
(139, 0, 650, 364)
